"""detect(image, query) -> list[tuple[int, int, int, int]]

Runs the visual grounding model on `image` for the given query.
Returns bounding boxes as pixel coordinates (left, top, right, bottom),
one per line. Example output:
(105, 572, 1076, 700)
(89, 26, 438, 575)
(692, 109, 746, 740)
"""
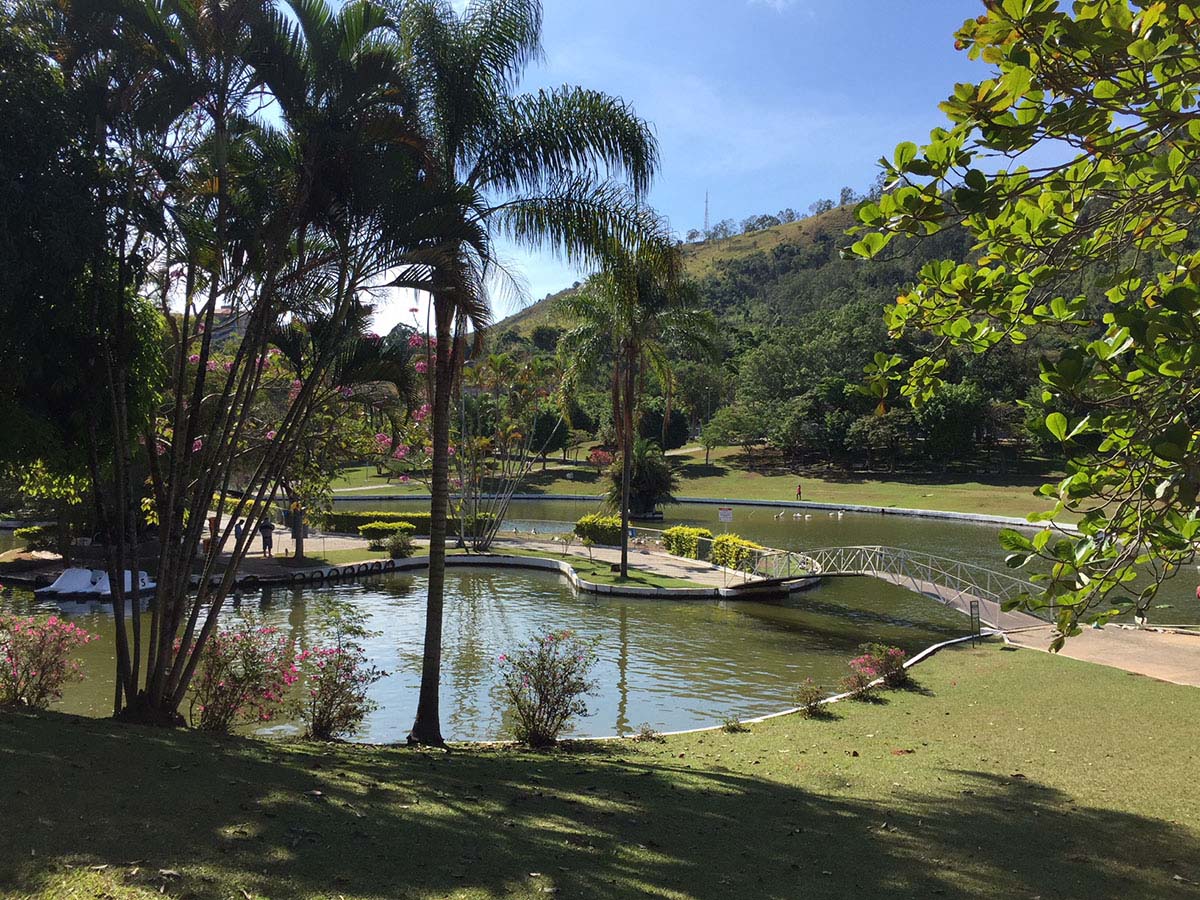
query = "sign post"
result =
(717, 508, 733, 587)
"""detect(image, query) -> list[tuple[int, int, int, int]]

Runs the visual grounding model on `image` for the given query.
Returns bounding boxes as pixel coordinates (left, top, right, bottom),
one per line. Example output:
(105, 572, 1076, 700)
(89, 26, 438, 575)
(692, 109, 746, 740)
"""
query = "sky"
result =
(372, 0, 990, 335)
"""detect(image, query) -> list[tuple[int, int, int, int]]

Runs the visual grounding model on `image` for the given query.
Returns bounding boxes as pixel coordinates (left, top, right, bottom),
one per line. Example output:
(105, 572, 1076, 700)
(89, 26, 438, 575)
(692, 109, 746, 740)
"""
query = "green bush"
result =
(662, 525, 713, 560)
(358, 521, 418, 541)
(14, 525, 57, 552)
(573, 513, 623, 546)
(710, 533, 764, 571)
(324, 510, 493, 536)
(386, 532, 416, 559)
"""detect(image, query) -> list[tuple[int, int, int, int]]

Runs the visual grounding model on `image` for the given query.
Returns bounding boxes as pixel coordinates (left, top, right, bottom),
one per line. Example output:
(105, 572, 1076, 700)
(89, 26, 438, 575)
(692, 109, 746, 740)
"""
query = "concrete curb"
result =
(331, 492, 1068, 530)
(451, 631, 1000, 747)
(233, 552, 818, 601)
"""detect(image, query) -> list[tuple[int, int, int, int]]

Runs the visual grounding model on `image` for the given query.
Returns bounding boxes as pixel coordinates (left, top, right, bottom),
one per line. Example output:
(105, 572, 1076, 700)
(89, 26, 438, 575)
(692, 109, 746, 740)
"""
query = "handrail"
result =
(534, 517, 1047, 631)
(746, 544, 1046, 630)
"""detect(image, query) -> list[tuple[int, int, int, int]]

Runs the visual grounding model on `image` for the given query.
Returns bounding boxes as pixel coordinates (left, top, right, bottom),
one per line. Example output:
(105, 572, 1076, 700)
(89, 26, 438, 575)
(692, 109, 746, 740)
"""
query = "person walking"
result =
(795, 482, 803, 501)
(234, 519, 245, 545)
(259, 518, 275, 557)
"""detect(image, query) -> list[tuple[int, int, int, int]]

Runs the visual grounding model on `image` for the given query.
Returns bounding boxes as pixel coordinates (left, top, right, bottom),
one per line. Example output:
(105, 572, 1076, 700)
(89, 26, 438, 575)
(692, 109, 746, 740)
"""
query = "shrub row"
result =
(323, 510, 493, 536)
(573, 514, 623, 546)
(661, 525, 713, 560)
(710, 533, 764, 571)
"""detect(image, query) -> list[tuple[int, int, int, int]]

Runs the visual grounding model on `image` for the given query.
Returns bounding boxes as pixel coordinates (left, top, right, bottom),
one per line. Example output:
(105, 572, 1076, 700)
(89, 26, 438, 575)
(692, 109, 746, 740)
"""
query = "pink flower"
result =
(188, 353, 200, 364)
(206, 361, 218, 372)
(266, 430, 277, 441)
(192, 438, 203, 453)
(223, 361, 233, 372)
(407, 333, 425, 348)
(398, 475, 410, 484)
(391, 445, 409, 460)
(414, 360, 428, 374)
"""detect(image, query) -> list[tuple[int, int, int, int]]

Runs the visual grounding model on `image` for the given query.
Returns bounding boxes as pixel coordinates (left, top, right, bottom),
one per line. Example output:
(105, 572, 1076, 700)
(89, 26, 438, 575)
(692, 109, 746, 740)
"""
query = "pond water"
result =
(1, 566, 969, 742)
(345, 497, 1200, 625)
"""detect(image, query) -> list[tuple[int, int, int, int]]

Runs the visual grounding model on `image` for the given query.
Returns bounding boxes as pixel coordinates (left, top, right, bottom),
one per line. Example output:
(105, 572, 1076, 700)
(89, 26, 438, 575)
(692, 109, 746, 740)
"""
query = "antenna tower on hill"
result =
(704, 191, 710, 234)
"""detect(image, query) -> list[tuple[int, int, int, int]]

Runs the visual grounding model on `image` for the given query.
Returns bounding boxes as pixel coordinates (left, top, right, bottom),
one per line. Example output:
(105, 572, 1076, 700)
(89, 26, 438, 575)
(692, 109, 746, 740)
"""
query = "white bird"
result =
(804, 514, 812, 520)
(774, 510, 784, 520)
(793, 512, 803, 519)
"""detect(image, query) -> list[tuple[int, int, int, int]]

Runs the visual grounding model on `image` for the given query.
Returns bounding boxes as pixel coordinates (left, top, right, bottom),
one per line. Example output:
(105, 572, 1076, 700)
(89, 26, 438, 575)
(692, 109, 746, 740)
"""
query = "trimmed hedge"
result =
(14, 525, 57, 551)
(573, 513, 623, 546)
(359, 521, 418, 549)
(358, 521, 418, 541)
(662, 525, 713, 560)
(324, 510, 493, 536)
(710, 533, 764, 571)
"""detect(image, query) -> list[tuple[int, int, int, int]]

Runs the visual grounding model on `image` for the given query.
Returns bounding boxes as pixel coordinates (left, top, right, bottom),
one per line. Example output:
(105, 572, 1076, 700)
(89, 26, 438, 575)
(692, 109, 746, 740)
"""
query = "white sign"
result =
(718, 507, 733, 524)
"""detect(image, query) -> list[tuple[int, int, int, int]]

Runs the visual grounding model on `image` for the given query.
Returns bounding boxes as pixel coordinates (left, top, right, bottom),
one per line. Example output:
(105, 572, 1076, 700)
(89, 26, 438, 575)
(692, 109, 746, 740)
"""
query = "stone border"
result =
(233, 552, 818, 601)
(461, 631, 999, 747)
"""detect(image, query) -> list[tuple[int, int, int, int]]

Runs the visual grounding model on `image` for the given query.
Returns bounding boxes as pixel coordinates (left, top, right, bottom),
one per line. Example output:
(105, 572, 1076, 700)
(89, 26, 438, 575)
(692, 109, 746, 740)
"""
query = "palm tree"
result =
(38, 0, 480, 724)
(605, 437, 677, 516)
(558, 239, 715, 577)
(394, 0, 662, 746)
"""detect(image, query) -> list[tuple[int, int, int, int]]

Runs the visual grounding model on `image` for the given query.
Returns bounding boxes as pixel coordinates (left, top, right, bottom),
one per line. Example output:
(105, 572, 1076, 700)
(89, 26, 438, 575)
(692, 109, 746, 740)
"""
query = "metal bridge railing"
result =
(746, 545, 1046, 630)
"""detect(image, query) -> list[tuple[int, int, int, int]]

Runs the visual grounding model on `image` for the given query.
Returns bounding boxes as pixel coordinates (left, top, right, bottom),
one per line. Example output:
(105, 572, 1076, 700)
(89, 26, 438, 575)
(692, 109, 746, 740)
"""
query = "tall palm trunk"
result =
(619, 346, 636, 578)
(409, 292, 454, 746)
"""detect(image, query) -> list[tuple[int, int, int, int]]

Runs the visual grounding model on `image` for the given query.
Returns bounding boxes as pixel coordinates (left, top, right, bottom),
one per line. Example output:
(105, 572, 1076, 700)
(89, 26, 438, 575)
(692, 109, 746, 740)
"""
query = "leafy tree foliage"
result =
(849, 0, 1200, 634)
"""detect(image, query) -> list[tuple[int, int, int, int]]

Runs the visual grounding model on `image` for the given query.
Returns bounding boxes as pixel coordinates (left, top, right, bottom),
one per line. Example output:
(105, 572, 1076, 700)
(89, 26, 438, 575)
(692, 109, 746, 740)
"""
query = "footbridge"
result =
(746, 545, 1048, 631)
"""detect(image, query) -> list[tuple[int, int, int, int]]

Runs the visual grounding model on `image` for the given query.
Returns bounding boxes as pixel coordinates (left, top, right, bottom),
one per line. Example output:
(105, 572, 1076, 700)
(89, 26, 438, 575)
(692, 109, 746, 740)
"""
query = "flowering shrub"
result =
(499, 629, 598, 747)
(839, 665, 876, 701)
(188, 623, 297, 732)
(588, 448, 614, 471)
(0, 613, 95, 708)
(297, 602, 385, 740)
(857, 643, 910, 688)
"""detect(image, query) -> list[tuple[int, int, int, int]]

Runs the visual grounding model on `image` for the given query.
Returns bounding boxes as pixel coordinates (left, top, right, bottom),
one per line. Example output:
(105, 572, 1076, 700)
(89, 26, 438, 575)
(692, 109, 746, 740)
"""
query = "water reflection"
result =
(2, 567, 970, 741)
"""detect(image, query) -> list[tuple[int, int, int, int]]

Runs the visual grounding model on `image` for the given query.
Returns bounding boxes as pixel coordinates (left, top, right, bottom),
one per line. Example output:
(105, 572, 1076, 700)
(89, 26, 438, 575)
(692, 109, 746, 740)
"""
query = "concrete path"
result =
(488, 537, 750, 590)
(1007, 624, 1200, 688)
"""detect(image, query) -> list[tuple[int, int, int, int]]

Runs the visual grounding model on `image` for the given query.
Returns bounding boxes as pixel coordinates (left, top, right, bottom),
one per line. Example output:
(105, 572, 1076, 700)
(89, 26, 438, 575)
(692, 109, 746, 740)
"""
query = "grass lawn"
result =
(332, 447, 1064, 521)
(3, 643, 1197, 899)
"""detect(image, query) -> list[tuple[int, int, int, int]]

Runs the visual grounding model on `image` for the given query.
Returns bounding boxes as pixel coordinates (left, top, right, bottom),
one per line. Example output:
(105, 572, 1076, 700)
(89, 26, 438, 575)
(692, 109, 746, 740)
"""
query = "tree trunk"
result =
(619, 349, 635, 579)
(409, 295, 454, 747)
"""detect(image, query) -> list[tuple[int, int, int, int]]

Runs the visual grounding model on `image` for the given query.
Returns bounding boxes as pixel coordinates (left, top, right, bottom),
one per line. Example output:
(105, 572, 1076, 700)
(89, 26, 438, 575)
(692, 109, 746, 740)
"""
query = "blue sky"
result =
(373, 0, 989, 334)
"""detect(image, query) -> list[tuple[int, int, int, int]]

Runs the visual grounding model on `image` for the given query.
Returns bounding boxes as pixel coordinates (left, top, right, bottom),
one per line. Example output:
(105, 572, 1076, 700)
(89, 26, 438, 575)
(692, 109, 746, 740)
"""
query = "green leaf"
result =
(998, 528, 1033, 552)
(1045, 412, 1068, 441)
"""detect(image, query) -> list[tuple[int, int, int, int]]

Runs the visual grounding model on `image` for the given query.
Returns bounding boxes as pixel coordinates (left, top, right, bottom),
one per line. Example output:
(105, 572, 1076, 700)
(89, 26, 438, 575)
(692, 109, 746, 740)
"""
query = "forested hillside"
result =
(483, 203, 1058, 473)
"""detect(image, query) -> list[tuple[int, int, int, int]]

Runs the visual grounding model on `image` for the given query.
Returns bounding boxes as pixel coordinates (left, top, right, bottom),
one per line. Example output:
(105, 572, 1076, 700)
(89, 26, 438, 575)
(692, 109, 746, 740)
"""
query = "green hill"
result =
(489, 204, 869, 338)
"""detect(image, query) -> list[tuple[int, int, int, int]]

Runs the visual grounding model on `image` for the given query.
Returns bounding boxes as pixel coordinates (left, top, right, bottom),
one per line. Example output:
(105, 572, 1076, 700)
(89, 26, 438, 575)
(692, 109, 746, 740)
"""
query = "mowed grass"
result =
(332, 446, 1064, 522)
(3, 644, 1198, 899)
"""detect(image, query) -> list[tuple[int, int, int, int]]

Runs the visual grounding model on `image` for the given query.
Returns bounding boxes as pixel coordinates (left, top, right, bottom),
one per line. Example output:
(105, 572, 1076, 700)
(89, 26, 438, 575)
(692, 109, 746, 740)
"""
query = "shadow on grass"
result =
(1, 708, 1195, 899)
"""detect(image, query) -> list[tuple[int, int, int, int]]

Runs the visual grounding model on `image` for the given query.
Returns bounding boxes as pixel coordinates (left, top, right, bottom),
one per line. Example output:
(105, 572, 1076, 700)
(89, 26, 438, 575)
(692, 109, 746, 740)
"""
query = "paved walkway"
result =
(489, 537, 751, 590)
(1006, 624, 1200, 688)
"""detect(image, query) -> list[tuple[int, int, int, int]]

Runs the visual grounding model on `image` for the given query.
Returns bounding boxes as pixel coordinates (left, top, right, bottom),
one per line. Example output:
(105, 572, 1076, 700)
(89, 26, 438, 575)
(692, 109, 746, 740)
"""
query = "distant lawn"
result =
(3, 643, 1197, 899)
(332, 447, 1064, 521)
